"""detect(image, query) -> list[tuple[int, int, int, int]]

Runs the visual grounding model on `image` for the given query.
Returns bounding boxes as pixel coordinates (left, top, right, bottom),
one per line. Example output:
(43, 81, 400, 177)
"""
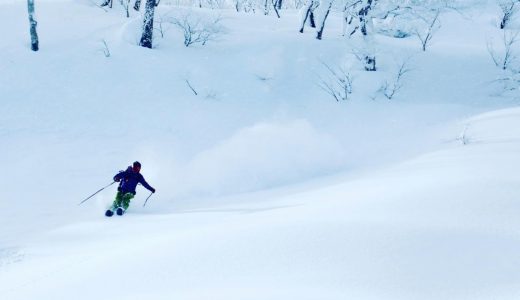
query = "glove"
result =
(151, 188, 156, 193)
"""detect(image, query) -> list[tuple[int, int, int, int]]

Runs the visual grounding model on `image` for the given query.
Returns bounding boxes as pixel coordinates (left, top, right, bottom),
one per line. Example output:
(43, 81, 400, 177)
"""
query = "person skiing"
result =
(106, 161, 156, 217)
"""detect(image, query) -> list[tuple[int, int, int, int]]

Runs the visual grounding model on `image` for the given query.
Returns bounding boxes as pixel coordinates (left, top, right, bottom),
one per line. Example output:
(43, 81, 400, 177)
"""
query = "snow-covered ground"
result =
(1, 0, 520, 299)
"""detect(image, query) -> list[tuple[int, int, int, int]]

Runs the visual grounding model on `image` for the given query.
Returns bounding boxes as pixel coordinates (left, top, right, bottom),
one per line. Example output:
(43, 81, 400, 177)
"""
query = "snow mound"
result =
(462, 107, 520, 144)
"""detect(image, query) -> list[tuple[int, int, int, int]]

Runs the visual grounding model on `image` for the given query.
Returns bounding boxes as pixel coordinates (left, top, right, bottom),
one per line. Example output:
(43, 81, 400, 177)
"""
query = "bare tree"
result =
(171, 14, 224, 47)
(264, 0, 281, 18)
(488, 29, 520, 95)
(488, 30, 520, 70)
(299, 0, 319, 33)
(414, 9, 440, 51)
(318, 61, 354, 101)
(378, 59, 411, 100)
(155, 14, 171, 38)
(27, 0, 39, 51)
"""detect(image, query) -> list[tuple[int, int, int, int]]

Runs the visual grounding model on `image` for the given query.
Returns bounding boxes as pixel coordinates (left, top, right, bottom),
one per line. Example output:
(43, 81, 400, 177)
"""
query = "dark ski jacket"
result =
(114, 166, 154, 195)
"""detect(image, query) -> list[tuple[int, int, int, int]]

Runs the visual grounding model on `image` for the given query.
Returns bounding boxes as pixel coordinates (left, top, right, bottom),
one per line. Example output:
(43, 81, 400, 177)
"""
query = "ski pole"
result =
(78, 181, 116, 206)
(143, 192, 154, 207)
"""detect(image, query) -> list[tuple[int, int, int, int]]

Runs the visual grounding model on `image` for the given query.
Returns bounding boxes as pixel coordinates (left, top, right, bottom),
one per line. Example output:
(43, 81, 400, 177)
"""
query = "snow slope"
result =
(2, 107, 520, 300)
(1, 0, 520, 299)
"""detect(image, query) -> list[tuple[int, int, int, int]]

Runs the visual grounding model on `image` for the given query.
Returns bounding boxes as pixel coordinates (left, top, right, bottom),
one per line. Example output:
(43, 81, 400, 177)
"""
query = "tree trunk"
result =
(134, 0, 141, 11)
(300, 7, 311, 32)
(125, 0, 130, 17)
(309, 11, 316, 27)
(272, 0, 281, 18)
(316, 1, 332, 40)
(364, 55, 376, 71)
(139, 0, 156, 49)
(299, 0, 317, 33)
(276, 0, 282, 10)
(359, 0, 372, 36)
(27, 0, 39, 51)
(359, 0, 376, 71)
(500, 2, 516, 29)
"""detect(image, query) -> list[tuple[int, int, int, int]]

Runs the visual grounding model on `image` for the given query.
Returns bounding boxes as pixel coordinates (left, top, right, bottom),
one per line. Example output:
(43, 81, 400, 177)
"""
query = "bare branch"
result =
(379, 59, 412, 100)
(488, 30, 520, 70)
(318, 61, 354, 102)
(414, 9, 441, 52)
(101, 39, 111, 57)
(185, 79, 198, 96)
(170, 13, 224, 47)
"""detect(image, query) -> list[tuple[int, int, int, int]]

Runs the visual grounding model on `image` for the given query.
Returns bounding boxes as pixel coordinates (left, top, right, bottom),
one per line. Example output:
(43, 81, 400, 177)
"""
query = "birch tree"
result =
(499, 0, 520, 29)
(316, 0, 333, 40)
(356, 0, 377, 71)
(140, 0, 156, 48)
(28, 0, 39, 51)
(343, 0, 361, 36)
(299, 0, 319, 33)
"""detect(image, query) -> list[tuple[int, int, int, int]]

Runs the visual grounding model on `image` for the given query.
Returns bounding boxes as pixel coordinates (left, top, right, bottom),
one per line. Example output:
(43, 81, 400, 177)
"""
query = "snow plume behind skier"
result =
(106, 161, 156, 216)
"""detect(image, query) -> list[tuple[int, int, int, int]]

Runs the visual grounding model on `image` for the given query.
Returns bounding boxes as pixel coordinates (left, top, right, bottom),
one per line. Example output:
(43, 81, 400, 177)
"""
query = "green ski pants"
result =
(111, 191, 134, 210)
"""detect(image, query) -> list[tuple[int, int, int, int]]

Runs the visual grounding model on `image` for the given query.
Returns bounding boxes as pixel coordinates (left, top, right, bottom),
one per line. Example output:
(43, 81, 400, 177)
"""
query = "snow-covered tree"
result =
(349, 0, 377, 71)
(264, 0, 281, 17)
(342, 0, 361, 36)
(27, 0, 39, 51)
(299, 0, 319, 33)
(134, 0, 142, 11)
(488, 30, 519, 70)
(316, 0, 334, 39)
(499, 0, 520, 29)
(140, 0, 157, 48)
(100, 0, 113, 8)
(233, 0, 254, 12)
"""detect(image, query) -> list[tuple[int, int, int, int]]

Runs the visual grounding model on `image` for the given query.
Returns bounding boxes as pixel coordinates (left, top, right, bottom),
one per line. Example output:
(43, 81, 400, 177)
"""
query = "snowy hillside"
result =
(1, 0, 520, 299)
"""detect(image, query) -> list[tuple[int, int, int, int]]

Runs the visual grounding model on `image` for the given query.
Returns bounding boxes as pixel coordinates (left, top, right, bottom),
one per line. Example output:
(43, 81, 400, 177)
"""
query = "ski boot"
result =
(116, 207, 125, 216)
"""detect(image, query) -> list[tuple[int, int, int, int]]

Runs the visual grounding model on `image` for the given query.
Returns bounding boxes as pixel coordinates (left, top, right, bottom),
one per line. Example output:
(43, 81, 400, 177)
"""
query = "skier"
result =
(106, 161, 156, 217)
